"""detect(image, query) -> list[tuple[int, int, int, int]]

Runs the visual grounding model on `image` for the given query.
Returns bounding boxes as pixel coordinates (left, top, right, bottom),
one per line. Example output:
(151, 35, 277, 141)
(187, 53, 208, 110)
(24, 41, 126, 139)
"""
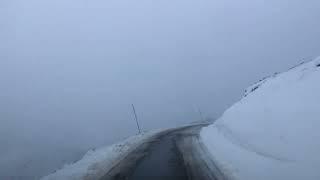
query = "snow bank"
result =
(41, 131, 160, 180)
(201, 57, 320, 180)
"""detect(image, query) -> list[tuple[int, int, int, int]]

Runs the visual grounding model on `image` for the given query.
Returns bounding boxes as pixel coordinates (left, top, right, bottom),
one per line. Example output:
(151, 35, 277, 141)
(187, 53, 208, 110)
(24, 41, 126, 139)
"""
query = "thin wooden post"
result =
(131, 104, 141, 134)
(198, 108, 204, 122)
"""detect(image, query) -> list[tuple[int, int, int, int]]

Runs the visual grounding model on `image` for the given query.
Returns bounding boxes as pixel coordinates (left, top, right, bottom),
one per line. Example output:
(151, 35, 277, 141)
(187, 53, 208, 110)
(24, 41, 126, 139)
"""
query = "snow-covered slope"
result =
(41, 131, 160, 180)
(201, 57, 320, 180)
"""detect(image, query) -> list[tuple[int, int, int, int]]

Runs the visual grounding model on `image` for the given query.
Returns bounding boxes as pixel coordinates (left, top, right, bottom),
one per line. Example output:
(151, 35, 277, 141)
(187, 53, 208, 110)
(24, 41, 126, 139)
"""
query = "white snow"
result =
(201, 57, 320, 180)
(41, 130, 161, 180)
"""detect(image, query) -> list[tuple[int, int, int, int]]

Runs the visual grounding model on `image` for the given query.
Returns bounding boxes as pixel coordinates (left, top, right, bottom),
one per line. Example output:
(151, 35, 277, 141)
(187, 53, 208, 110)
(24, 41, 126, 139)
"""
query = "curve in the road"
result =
(99, 124, 226, 180)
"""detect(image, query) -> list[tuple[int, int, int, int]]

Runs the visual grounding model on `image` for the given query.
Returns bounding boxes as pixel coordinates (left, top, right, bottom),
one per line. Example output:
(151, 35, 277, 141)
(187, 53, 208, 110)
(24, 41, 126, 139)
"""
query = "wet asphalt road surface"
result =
(100, 124, 225, 180)
(128, 135, 188, 180)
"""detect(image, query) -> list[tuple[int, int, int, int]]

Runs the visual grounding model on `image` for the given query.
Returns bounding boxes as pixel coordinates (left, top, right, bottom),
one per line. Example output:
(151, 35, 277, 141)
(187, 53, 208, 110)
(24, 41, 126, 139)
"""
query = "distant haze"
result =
(1, 0, 320, 177)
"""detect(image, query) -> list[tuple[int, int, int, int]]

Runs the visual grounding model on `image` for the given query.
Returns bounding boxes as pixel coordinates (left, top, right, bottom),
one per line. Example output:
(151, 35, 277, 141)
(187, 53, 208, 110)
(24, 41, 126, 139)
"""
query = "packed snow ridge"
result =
(201, 57, 320, 180)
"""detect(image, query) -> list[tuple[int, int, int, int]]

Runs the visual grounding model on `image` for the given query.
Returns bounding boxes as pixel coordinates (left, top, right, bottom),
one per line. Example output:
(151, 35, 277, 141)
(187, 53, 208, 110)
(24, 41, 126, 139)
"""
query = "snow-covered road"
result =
(42, 123, 223, 180)
(100, 123, 225, 180)
(42, 58, 320, 180)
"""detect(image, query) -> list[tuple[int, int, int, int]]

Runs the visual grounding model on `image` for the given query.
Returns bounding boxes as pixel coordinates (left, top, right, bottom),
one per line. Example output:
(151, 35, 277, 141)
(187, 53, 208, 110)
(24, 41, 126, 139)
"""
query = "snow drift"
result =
(201, 57, 320, 180)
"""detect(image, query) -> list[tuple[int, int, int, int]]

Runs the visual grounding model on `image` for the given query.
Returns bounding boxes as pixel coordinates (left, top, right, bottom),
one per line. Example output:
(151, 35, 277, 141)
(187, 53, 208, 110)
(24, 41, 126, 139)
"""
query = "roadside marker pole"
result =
(131, 104, 142, 134)
(198, 108, 205, 122)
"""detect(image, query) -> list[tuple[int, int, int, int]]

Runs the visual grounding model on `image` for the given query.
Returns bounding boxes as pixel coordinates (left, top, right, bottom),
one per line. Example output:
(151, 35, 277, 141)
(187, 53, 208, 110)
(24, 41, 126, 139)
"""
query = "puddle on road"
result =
(128, 135, 188, 180)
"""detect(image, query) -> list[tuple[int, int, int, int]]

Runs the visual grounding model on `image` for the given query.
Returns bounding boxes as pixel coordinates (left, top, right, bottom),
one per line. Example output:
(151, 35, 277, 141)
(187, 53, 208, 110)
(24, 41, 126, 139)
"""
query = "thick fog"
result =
(1, 0, 320, 178)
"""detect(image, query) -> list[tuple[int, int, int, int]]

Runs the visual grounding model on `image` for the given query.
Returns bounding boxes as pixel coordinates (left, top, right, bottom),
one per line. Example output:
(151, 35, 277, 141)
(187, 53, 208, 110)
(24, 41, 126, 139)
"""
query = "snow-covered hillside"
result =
(201, 57, 320, 180)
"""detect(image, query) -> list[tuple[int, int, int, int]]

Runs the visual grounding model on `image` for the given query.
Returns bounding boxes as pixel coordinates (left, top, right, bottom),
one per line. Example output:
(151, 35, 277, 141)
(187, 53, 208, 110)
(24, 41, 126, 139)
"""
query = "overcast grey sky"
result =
(1, 0, 320, 177)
